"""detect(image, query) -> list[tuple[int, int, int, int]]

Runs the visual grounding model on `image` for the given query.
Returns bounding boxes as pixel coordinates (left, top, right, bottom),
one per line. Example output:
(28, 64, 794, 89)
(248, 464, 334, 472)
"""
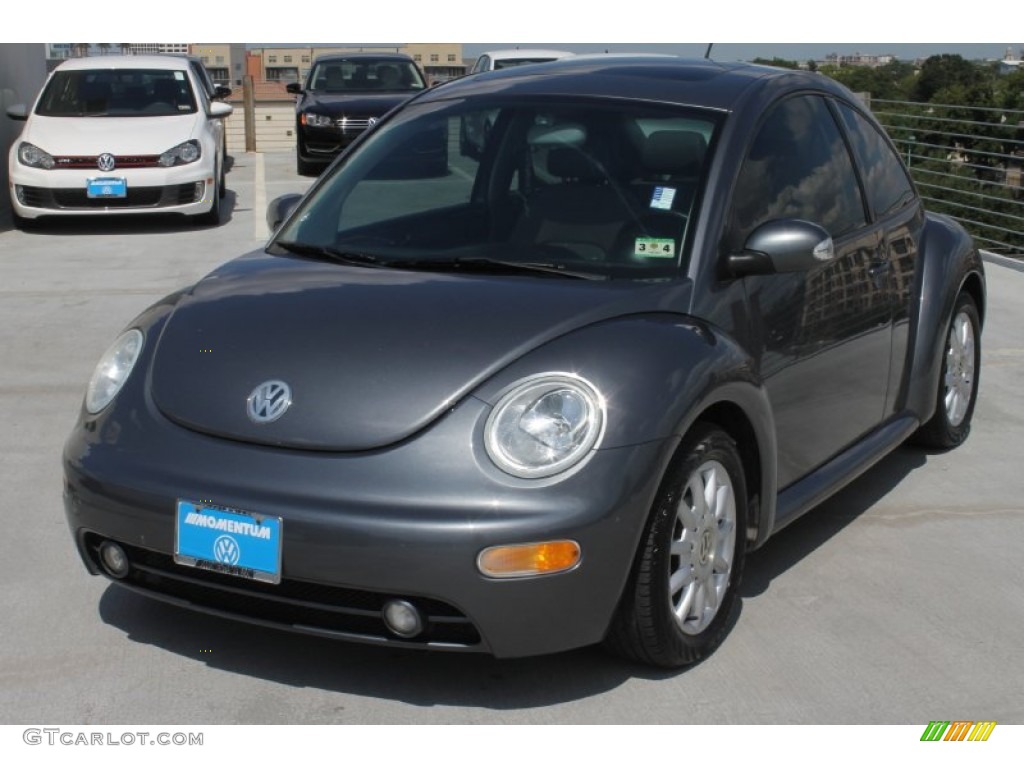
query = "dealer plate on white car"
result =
(174, 500, 282, 584)
(86, 177, 127, 198)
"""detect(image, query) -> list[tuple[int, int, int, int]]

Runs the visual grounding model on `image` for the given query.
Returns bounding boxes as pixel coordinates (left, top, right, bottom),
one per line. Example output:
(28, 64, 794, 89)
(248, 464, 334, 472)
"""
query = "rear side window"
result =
(836, 102, 916, 218)
(728, 94, 866, 249)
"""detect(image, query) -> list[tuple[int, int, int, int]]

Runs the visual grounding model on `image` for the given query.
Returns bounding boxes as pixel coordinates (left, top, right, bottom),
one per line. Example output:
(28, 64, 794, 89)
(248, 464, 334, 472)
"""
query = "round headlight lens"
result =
(85, 329, 144, 414)
(484, 374, 605, 479)
(18, 142, 55, 169)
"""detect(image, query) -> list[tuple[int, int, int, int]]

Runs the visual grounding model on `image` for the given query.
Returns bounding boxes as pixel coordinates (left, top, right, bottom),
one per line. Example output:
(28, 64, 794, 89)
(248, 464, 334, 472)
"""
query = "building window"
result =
(284, 55, 292, 63)
(413, 54, 421, 62)
(268, 55, 277, 63)
(447, 54, 456, 62)
(216, 56, 224, 64)
(302, 56, 310, 63)
(430, 54, 439, 62)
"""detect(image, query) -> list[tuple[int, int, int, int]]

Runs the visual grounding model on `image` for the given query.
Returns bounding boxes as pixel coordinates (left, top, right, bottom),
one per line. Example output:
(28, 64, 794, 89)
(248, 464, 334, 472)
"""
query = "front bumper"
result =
(297, 124, 365, 164)
(64, 390, 673, 659)
(9, 162, 217, 219)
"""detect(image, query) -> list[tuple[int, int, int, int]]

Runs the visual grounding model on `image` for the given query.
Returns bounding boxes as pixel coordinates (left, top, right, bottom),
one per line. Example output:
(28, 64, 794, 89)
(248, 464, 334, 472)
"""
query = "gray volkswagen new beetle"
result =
(64, 56, 985, 667)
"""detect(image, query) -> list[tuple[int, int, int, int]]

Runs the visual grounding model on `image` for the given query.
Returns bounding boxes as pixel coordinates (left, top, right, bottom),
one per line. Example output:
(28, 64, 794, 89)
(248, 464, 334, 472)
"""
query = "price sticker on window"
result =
(634, 238, 676, 258)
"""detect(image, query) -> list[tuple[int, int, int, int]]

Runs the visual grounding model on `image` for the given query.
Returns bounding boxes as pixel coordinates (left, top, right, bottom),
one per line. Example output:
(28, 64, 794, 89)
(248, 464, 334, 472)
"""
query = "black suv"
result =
(287, 53, 427, 176)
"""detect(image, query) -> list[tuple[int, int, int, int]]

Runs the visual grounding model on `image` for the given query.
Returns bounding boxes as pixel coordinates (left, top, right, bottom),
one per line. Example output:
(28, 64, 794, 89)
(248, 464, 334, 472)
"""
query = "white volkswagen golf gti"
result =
(6, 55, 232, 227)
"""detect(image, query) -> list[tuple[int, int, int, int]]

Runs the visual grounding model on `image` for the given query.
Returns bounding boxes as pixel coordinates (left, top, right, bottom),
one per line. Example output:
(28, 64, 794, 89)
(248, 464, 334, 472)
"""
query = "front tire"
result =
(912, 292, 981, 449)
(606, 423, 747, 668)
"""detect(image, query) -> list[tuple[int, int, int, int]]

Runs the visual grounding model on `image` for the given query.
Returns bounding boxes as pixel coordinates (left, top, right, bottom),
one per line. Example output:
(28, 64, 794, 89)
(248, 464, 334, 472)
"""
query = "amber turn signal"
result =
(477, 540, 581, 578)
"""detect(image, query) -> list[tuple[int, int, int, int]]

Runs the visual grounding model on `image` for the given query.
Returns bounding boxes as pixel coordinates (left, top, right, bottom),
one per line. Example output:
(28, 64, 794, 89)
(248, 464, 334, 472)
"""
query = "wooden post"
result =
(244, 75, 256, 152)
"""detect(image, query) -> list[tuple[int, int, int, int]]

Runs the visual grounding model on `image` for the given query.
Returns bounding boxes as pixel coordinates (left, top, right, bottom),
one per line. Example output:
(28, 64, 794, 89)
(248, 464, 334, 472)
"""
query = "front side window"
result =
(728, 94, 866, 249)
(35, 69, 197, 117)
(274, 99, 720, 281)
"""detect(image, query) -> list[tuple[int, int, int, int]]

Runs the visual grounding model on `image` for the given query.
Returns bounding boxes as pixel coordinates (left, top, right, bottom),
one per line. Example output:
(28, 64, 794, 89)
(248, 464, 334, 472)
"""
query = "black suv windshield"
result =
(307, 59, 426, 93)
(36, 69, 197, 117)
(274, 98, 720, 281)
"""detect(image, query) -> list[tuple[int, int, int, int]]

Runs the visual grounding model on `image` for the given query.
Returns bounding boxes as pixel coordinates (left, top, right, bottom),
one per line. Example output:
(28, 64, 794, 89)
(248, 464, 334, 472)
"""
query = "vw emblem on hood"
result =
(97, 153, 116, 172)
(247, 380, 292, 424)
(367, 117, 378, 126)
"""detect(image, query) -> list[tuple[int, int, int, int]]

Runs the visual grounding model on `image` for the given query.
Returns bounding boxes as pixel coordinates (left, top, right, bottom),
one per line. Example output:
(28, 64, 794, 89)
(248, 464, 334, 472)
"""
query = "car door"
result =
(833, 100, 923, 417)
(726, 94, 893, 489)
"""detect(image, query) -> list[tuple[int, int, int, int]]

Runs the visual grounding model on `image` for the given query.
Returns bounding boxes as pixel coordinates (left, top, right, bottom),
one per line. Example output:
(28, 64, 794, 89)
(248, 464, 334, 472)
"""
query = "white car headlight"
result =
(85, 329, 144, 415)
(303, 112, 334, 128)
(18, 142, 55, 169)
(158, 140, 201, 167)
(484, 374, 605, 479)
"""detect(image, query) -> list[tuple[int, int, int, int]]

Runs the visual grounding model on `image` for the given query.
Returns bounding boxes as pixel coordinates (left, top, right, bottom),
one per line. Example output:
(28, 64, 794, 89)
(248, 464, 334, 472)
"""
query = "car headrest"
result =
(547, 148, 605, 183)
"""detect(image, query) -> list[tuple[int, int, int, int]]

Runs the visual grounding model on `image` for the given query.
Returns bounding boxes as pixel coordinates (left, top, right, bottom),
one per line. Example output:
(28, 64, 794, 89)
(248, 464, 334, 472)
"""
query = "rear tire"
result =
(912, 292, 980, 449)
(605, 423, 747, 668)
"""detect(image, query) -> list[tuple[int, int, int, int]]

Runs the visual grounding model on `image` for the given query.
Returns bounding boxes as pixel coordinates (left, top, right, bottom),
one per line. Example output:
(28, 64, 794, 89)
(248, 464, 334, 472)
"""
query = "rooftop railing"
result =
(872, 98, 1024, 256)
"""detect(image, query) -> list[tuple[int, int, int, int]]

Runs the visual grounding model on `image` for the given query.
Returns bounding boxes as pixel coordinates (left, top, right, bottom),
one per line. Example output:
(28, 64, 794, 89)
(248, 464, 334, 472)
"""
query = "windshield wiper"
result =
(390, 257, 605, 280)
(274, 241, 383, 268)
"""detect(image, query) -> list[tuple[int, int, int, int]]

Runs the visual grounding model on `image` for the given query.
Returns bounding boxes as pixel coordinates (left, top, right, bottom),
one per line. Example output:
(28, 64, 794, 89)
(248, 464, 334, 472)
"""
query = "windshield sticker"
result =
(174, 71, 185, 80)
(650, 186, 676, 210)
(634, 238, 676, 258)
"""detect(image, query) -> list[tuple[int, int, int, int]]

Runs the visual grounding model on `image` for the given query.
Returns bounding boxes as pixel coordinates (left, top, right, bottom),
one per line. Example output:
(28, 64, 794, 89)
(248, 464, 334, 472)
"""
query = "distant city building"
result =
(824, 52, 896, 68)
(126, 43, 188, 55)
(248, 44, 465, 84)
(998, 47, 1022, 74)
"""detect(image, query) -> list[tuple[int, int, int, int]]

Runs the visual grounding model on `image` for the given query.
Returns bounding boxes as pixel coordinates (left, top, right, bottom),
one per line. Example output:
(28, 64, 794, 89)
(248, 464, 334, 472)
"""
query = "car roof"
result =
(433, 55, 843, 113)
(53, 55, 195, 72)
(313, 53, 416, 63)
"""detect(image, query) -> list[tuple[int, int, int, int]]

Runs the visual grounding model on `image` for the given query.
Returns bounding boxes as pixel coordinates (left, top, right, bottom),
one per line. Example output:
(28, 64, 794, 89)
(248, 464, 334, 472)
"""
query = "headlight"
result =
(18, 142, 54, 169)
(302, 112, 334, 128)
(484, 374, 605, 479)
(158, 140, 201, 167)
(85, 329, 144, 414)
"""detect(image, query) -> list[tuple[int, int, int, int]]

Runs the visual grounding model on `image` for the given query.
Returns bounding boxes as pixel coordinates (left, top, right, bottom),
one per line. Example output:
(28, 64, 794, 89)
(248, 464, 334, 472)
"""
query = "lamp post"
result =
(907, 135, 916, 169)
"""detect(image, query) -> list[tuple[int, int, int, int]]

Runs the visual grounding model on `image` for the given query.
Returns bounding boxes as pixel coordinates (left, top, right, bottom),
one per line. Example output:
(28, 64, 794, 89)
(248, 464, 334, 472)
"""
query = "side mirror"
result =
(214, 86, 233, 99)
(210, 101, 233, 118)
(266, 194, 303, 233)
(726, 219, 834, 278)
(285, 82, 303, 95)
(5, 104, 28, 121)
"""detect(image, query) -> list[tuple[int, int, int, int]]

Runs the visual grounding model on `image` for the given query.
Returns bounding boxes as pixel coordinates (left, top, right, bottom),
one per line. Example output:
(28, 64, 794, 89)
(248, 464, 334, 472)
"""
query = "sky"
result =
(2, 1, 1020, 63)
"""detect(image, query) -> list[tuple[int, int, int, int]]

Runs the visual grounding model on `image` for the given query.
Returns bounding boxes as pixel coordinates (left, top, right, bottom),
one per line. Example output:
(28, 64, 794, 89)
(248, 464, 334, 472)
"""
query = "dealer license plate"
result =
(174, 500, 282, 584)
(86, 177, 127, 198)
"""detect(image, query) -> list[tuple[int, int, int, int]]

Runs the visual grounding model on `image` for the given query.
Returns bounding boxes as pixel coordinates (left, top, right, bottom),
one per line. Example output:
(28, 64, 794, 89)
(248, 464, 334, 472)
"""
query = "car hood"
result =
(23, 114, 199, 155)
(150, 252, 690, 451)
(300, 92, 414, 117)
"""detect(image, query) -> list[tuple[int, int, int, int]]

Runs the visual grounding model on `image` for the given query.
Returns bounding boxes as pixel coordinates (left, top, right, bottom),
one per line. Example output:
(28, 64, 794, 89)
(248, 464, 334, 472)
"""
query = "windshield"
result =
(36, 69, 197, 117)
(493, 57, 563, 69)
(307, 59, 426, 93)
(274, 98, 719, 281)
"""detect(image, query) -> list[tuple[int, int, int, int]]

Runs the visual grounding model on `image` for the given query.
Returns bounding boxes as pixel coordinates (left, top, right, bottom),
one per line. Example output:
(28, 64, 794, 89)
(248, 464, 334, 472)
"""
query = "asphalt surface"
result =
(1, 151, 1022, 725)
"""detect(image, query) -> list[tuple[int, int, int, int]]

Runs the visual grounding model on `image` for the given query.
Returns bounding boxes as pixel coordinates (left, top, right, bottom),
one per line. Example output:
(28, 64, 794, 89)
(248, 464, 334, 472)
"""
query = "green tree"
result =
(751, 57, 802, 70)
(912, 54, 986, 102)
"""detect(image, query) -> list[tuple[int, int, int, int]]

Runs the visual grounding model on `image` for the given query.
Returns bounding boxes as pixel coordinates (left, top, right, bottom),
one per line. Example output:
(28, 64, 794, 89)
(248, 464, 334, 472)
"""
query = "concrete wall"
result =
(0, 44, 48, 223)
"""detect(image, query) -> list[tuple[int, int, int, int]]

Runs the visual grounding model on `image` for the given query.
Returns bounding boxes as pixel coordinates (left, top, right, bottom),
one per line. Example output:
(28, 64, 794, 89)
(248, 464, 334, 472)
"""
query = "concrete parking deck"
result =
(0, 153, 1021, 724)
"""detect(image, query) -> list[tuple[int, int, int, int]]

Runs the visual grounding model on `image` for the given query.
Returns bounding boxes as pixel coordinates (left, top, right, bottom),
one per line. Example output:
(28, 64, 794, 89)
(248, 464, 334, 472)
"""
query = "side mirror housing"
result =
(726, 219, 834, 278)
(285, 82, 303, 95)
(210, 101, 233, 118)
(5, 104, 28, 121)
(266, 193, 303, 233)
(214, 85, 233, 99)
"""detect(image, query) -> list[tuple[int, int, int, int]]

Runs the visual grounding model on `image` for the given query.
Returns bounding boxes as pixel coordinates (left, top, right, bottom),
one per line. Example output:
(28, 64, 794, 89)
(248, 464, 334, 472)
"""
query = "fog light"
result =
(15, 185, 27, 205)
(382, 600, 423, 638)
(98, 541, 130, 579)
(194, 181, 205, 202)
(478, 540, 581, 578)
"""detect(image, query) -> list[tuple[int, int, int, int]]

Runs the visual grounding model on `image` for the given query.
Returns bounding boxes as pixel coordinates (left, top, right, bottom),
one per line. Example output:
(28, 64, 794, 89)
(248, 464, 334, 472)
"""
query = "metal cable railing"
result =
(872, 98, 1024, 255)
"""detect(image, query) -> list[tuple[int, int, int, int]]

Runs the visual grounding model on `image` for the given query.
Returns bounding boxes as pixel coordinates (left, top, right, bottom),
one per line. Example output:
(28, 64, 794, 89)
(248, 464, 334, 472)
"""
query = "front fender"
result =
(903, 213, 986, 421)
(472, 312, 778, 547)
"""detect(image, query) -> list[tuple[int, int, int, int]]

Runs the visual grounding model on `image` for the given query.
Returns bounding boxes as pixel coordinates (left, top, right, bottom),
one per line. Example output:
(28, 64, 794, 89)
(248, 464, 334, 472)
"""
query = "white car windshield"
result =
(35, 69, 198, 117)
